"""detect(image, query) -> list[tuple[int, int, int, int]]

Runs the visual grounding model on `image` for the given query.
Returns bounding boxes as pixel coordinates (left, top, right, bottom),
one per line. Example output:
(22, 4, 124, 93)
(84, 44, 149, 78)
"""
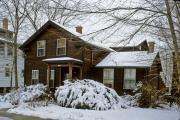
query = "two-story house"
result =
(20, 20, 165, 94)
(0, 18, 24, 92)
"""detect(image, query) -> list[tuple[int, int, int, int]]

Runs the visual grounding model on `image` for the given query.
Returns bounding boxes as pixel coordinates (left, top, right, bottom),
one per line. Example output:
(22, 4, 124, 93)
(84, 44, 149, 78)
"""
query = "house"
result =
(20, 20, 165, 94)
(0, 18, 24, 92)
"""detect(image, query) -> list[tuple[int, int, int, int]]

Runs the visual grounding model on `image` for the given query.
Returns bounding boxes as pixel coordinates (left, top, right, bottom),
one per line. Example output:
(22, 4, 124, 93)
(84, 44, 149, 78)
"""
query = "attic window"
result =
(57, 38, 66, 56)
(37, 40, 46, 57)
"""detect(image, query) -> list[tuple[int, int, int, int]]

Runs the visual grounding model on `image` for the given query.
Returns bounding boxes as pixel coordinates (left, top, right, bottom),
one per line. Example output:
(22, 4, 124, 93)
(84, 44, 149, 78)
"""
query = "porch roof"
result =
(42, 57, 83, 64)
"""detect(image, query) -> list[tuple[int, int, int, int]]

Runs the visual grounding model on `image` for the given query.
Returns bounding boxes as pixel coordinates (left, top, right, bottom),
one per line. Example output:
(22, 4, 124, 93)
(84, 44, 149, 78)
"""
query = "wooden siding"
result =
(23, 25, 108, 86)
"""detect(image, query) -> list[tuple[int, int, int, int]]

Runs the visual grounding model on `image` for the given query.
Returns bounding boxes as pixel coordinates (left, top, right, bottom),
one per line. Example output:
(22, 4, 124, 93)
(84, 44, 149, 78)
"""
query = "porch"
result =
(42, 57, 83, 89)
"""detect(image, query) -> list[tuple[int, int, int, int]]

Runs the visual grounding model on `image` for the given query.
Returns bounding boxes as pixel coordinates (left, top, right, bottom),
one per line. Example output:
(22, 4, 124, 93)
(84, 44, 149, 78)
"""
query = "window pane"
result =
(124, 69, 136, 89)
(38, 49, 45, 56)
(103, 69, 114, 88)
(5, 67, 10, 77)
(37, 41, 45, 48)
(57, 47, 66, 55)
(57, 38, 66, 48)
(0, 43, 4, 56)
(50, 70, 55, 80)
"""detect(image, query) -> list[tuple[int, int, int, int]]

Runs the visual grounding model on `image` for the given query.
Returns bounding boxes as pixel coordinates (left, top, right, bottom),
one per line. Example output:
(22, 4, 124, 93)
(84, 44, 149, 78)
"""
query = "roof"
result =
(42, 57, 83, 64)
(20, 20, 114, 52)
(96, 51, 158, 68)
(110, 40, 148, 48)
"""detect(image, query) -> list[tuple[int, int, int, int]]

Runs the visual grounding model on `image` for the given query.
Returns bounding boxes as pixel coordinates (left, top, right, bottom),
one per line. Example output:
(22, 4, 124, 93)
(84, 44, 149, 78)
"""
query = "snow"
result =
(55, 79, 127, 110)
(96, 51, 157, 67)
(42, 57, 83, 63)
(0, 84, 47, 104)
(0, 101, 13, 109)
(51, 21, 114, 52)
(8, 103, 180, 120)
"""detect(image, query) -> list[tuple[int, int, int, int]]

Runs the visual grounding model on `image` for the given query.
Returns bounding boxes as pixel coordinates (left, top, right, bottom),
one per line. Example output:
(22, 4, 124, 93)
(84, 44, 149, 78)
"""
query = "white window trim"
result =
(37, 40, 46, 57)
(123, 68, 136, 89)
(103, 68, 114, 88)
(32, 70, 39, 84)
(56, 38, 66, 56)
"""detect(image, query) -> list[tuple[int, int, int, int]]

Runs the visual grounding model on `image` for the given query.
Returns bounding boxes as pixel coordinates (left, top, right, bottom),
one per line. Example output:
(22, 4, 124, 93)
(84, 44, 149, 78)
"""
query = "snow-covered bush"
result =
(122, 93, 141, 107)
(55, 79, 127, 110)
(0, 84, 47, 105)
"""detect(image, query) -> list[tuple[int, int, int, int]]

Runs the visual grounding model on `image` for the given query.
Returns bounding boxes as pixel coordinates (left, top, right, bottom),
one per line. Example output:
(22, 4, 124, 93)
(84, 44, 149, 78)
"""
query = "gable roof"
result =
(96, 51, 158, 68)
(19, 20, 114, 52)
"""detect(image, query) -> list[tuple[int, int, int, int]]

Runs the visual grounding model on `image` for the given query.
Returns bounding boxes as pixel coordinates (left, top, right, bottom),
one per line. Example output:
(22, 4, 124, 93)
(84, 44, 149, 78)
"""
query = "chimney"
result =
(75, 26, 82, 34)
(148, 41, 155, 53)
(3, 18, 8, 30)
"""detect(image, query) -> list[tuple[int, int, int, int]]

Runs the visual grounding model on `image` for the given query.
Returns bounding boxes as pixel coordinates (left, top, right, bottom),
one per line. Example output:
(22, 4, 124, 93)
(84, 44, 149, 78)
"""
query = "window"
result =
(50, 70, 55, 80)
(7, 45, 12, 56)
(124, 69, 136, 89)
(0, 43, 4, 56)
(57, 38, 66, 56)
(5, 67, 10, 77)
(37, 40, 45, 56)
(32, 70, 39, 84)
(103, 69, 114, 88)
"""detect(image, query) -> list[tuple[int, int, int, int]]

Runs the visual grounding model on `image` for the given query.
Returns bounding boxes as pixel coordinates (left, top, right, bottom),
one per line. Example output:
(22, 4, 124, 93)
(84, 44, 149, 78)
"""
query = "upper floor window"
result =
(0, 43, 4, 56)
(57, 38, 66, 56)
(124, 68, 136, 89)
(37, 40, 46, 57)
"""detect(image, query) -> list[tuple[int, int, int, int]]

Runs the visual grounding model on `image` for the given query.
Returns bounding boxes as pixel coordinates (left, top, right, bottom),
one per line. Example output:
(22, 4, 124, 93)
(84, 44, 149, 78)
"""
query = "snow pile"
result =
(0, 84, 47, 105)
(8, 103, 180, 120)
(55, 79, 127, 110)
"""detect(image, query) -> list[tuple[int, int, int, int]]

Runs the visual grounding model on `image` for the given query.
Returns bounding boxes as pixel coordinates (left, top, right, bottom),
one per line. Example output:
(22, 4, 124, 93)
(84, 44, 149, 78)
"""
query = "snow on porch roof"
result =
(42, 57, 83, 63)
(96, 51, 158, 68)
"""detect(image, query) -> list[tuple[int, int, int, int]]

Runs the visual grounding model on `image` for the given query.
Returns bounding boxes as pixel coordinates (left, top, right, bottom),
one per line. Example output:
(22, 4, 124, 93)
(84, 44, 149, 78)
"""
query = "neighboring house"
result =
(0, 18, 24, 92)
(20, 20, 165, 94)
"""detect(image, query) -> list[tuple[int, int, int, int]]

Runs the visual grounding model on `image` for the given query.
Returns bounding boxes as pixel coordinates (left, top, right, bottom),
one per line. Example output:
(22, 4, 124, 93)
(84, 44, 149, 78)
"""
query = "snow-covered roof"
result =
(50, 21, 114, 52)
(96, 51, 158, 68)
(42, 57, 83, 63)
(110, 39, 148, 48)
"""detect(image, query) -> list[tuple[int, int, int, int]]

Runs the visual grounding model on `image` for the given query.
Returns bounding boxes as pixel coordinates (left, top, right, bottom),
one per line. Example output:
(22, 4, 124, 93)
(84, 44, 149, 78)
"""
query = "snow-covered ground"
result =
(0, 102, 13, 109)
(7, 103, 180, 120)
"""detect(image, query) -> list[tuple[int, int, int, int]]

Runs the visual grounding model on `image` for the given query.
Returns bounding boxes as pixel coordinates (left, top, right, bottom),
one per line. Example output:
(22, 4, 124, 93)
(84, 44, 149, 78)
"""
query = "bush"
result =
(0, 84, 48, 105)
(55, 79, 127, 110)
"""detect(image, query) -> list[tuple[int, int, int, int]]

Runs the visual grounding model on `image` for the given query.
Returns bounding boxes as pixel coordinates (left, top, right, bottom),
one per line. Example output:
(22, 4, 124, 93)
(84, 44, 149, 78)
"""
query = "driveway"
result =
(0, 109, 50, 120)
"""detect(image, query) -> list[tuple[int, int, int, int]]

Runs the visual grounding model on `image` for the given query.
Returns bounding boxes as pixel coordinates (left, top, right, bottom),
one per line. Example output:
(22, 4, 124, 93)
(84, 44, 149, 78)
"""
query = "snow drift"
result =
(0, 84, 47, 105)
(55, 79, 127, 110)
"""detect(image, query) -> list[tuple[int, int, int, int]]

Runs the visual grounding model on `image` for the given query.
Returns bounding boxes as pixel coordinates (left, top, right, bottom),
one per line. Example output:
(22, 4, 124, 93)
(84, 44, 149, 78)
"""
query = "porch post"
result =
(47, 64, 51, 90)
(80, 66, 83, 80)
(69, 63, 72, 80)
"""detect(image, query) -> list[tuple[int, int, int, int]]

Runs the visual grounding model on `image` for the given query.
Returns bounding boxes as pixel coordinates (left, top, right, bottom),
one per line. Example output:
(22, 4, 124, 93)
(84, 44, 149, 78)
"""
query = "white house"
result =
(0, 18, 24, 92)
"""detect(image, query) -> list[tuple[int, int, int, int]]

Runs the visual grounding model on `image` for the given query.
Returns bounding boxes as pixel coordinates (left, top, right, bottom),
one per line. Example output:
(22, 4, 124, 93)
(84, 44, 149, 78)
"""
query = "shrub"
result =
(0, 84, 48, 105)
(55, 79, 127, 110)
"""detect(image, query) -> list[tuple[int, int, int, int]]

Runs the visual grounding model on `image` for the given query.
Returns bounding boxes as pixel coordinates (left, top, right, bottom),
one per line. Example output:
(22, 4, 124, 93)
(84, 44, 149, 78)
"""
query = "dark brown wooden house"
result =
(20, 20, 165, 94)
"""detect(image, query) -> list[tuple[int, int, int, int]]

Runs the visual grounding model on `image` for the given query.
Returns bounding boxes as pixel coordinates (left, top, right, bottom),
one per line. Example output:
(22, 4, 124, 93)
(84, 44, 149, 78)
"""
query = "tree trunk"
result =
(165, 0, 180, 90)
(14, 33, 18, 89)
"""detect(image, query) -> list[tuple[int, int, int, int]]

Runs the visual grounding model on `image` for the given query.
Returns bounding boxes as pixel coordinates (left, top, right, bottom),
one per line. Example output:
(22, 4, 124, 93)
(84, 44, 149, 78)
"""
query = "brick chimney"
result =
(75, 26, 82, 34)
(3, 18, 8, 30)
(148, 41, 155, 53)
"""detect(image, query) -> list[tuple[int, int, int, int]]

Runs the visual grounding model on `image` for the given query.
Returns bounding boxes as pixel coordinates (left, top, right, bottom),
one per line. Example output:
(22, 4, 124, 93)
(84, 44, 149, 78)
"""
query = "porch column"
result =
(80, 66, 83, 79)
(47, 64, 51, 90)
(69, 63, 72, 79)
